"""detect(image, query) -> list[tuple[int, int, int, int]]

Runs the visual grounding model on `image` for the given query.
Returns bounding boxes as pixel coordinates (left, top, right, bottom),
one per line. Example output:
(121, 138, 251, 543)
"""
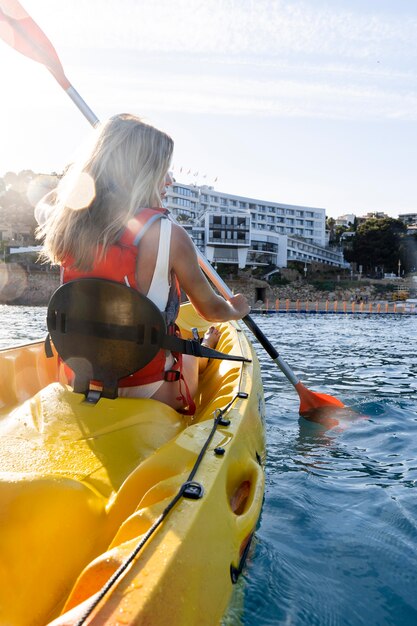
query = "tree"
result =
(401, 233, 417, 273)
(344, 217, 407, 274)
(335, 224, 348, 243)
(326, 217, 336, 244)
(175, 212, 191, 224)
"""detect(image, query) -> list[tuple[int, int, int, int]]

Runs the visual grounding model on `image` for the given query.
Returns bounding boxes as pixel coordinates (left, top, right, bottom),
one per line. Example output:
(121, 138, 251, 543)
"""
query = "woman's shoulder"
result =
(170, 222, 197, 261)
(119, 208, 168, 246)
(171, 221, 191, 242)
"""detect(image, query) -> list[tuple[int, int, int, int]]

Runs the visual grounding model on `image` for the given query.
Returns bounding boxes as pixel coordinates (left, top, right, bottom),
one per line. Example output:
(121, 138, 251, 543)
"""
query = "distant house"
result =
(335, 213, 355, 227)
(392, 212, 417, 236)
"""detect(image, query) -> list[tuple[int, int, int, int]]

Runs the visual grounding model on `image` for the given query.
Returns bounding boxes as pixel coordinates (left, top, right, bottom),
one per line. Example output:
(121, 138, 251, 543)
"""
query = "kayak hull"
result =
(0, 303, 265, 625)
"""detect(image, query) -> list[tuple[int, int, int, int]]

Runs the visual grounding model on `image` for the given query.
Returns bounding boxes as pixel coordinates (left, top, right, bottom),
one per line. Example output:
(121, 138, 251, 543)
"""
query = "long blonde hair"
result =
(36, 113, 174, 270)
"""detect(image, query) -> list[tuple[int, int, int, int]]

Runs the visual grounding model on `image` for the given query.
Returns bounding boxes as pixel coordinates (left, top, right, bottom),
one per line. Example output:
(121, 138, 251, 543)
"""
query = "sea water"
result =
(244, 313, 417, 626)
(1, 308, 416, 625)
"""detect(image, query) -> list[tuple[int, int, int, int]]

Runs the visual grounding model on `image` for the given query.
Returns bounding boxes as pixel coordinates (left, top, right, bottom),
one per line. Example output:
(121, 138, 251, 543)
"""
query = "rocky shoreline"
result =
(0, 264, 60, 306)
(224, 275, 411, 308)
(0, 263, 414, 307)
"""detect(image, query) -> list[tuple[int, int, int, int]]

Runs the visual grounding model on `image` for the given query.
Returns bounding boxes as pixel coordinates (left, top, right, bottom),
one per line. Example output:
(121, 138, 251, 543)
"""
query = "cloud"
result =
(16, 1, 417, 123)
(81, 50, 417, 122)
(30, 0, 417, 61)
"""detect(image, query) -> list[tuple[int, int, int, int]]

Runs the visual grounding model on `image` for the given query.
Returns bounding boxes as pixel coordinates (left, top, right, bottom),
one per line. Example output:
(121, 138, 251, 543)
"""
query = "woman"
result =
(36, 113, 249, 413)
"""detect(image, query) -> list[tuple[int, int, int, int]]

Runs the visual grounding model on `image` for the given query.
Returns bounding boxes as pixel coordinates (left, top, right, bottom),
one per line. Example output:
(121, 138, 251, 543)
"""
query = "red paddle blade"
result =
(0, 0, 70, 88)
(295, 381, 345, 417)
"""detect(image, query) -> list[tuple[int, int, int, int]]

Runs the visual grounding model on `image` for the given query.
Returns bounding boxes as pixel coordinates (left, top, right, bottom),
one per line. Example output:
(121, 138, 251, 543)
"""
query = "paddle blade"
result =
(0, 0, 70, 88)
(295, 381, 345, 417)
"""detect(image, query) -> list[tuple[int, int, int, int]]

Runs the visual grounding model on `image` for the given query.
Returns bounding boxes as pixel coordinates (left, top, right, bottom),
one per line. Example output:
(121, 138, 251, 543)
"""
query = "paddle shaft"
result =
(65, 85, 100, 127)
(195, 250, 300, 388)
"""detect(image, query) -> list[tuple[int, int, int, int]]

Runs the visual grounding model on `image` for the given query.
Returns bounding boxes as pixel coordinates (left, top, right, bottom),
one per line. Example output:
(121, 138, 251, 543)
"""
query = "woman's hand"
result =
(227, 293, 250, 319)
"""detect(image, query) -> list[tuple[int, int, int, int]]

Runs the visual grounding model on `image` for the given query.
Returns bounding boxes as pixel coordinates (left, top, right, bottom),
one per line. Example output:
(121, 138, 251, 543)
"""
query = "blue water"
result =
(244, 314, 417, 626)
(1, 308, 416, 625)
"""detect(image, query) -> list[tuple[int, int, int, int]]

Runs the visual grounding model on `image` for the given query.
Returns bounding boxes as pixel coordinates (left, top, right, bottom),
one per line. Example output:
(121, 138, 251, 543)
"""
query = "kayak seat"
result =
(47, 278, 249, 401)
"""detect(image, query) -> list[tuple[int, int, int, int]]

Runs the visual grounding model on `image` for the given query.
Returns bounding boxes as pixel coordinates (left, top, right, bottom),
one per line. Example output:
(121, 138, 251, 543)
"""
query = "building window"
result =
(175, 197, 192, 207)
(173, 186, 196, 197)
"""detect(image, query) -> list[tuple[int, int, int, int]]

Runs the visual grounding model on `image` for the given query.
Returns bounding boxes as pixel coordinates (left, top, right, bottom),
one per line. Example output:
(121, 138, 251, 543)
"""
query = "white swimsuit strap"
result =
(146, 218, 172, 310)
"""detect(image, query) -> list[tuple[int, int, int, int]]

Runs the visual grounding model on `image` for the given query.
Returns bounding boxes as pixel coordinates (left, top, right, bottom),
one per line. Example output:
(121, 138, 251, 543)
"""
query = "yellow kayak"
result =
(0, 302, 265, 626)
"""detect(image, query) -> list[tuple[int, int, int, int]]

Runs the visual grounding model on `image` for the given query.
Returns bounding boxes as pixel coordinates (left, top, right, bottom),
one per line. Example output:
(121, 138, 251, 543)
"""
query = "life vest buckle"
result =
(164, 368, 181, 382)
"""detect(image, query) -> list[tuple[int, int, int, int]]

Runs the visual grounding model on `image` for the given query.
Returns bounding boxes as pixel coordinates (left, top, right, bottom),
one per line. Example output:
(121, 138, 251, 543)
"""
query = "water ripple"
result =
(246, 314, 417, 625)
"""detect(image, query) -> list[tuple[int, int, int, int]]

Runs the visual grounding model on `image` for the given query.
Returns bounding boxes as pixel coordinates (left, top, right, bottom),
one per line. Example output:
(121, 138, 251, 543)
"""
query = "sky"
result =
(1, 0, 417, 219)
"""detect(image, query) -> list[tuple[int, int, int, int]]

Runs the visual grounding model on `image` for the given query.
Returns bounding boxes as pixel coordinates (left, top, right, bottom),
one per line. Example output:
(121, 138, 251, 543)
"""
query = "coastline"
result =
(0, 264, 59, 306)
(0, 263, 414, 310)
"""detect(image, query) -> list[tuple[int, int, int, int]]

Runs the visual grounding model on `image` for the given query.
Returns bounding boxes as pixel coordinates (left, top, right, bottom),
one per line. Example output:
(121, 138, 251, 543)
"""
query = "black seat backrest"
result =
(47, 278, 166, 399)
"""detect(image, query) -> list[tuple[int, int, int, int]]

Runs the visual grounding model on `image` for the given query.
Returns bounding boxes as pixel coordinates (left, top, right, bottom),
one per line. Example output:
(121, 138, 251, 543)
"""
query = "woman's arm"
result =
(171, 224, 250, 322)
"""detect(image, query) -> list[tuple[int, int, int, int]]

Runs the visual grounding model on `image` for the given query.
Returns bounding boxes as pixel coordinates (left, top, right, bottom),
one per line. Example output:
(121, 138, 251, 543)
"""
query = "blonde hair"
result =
(36, 113, 174, 270)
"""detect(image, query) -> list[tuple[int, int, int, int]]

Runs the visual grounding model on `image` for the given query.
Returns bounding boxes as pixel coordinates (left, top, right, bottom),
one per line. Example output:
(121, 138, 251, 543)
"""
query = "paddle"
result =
(0, 0, 98, 126)
(0, 0, 345, 416)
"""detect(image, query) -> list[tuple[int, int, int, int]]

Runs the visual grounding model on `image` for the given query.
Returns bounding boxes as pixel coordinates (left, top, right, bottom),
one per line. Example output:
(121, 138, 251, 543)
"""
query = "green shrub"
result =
(311, 280, 336, 291)
(269, 274, 290, 286)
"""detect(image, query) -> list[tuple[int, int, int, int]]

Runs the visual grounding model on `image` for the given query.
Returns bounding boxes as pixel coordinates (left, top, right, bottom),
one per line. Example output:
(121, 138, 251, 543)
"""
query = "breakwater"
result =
(226, 276, 416, 314)
(252, 299, 416, 314)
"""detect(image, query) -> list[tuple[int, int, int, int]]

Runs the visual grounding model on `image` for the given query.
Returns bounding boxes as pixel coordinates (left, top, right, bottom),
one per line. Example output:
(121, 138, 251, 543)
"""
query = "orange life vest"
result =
(61, 208, 183, 387)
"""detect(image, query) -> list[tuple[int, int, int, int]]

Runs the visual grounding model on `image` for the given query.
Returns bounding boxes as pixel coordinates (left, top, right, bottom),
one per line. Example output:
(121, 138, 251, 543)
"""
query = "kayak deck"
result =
(0, 304, 265, 626)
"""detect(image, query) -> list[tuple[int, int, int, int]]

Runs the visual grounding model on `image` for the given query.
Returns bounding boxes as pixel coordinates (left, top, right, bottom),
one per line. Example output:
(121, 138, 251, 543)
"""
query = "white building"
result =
(335, 213, 356, 227)
(165, 182, 347, 269)
(398, 212, 417, 226)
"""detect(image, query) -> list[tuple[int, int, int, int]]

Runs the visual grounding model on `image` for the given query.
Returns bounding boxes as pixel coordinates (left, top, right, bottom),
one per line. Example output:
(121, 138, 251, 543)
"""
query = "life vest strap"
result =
(162, 335, 251, 363)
